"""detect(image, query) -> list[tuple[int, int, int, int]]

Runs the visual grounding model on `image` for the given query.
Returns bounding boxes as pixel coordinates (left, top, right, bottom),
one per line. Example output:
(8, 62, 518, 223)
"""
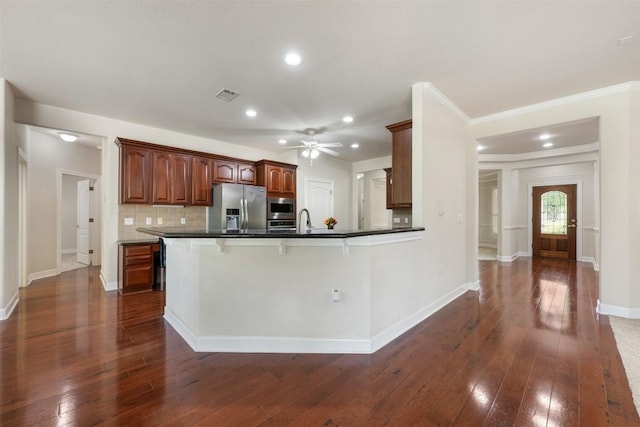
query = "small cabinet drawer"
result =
(124, 245, 152, 258)
(119, 243, 156, 294)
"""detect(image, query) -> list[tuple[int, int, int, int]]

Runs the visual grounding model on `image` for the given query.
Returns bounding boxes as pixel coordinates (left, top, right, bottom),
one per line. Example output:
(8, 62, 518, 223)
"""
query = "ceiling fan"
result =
(283, 129, 343, 163)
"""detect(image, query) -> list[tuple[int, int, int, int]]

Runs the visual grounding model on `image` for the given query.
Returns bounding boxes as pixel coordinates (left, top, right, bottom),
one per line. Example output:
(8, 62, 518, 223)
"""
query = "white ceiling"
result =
(1, 2, 638, 161)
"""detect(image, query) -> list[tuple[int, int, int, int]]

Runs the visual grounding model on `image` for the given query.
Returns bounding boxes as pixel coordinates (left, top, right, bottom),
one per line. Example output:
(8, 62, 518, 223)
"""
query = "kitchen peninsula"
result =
(138, 226, 430, 354)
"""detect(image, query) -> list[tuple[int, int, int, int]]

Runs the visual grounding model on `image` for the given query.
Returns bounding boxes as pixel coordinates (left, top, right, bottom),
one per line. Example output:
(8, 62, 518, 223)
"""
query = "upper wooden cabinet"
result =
(191, 157, 212, 206)
(151, 151, 192, 205)
(386, 119, 412, 208)
(255, 160, 297, 198)
(237, 163, 257, 185)
(120, 145, 150, 204)
(213, 159, 236, 183)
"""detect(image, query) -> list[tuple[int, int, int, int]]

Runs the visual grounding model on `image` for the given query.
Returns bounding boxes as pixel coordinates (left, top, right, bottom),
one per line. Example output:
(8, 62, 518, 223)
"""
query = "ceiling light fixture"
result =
(310, 148, 320, 159)
(342, 116, 354, 123)
(477, 145, 485, 151)
(543, 142, 554, 148)
(59, 132, 78, 142)
(278, 139, 287, 144)
(351, 143, 359, 148)
(245, 109, 257, 117)
(539, 133, 552, 140)
(284, 52, 302, 66)
(302, 148, 310, 158)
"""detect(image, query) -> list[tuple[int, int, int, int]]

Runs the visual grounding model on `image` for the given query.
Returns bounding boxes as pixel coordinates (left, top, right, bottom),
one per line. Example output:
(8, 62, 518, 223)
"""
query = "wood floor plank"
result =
(1, 259, 638, 426)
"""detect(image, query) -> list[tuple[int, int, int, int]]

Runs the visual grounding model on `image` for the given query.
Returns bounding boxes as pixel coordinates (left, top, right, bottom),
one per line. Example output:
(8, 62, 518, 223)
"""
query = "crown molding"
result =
(471, 81, 640, 125)
(478, 142, 599, 163)
(422, 83, 470, 122)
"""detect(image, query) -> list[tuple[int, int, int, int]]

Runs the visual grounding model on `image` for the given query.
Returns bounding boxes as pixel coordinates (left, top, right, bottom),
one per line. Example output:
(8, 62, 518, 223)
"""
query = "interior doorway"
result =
(58, 170, 102, 272)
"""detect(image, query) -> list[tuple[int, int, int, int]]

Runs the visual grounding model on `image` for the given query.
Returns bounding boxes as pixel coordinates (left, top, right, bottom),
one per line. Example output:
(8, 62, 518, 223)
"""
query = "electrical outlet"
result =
(181, 217, 186, 225)
(124, 217, 133, 226)
(157, 217, 163, 225)
(404, 217, 409, 224)
(146, 217, 152, 225)
(331, 289, 341, 303)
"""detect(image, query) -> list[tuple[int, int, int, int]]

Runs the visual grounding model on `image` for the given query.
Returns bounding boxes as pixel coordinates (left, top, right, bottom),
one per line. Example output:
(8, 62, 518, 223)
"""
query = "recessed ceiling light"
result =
(351, 143, 359, 149)
(278, 139, 287, 144)
(477, 145, 485, 151)
(59, 132, 78, 142)
(245, 109, 257, 117)
(543, 142, 554, 148)
(343, 116, 354, 123)
(284, 53, 302, 66)
(539, 133, 552, 141)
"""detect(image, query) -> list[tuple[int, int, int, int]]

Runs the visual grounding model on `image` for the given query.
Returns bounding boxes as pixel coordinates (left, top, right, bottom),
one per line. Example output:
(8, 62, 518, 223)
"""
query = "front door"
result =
(532, 184, 577, 259)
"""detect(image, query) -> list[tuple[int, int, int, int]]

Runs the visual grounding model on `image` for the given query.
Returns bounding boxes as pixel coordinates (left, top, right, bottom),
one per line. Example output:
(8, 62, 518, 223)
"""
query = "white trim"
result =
(100, 271, 117, 292)
(479, 142, 599, 163)
(165, 280, 471, 354)
(597, 299, 640, 319)
(497, 253, 519, 263)
(27, 268, 58, 285)
(471, 81, 639, 125)
(466, 280, 480, 291)
(579, 256, 599, 271)
(423, 83, 470, 122)
(503, 225, 527, 230)
(61, 248, 76, 255)
(0, 290, 19, 320)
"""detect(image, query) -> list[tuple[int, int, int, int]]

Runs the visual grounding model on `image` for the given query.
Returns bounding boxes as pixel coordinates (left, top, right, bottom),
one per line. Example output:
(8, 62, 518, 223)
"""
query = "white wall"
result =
(1, 79, 19, 319)
(296, 153, 352, 229)
(470, 82, 639, 316)
(21, 127, 102, 277)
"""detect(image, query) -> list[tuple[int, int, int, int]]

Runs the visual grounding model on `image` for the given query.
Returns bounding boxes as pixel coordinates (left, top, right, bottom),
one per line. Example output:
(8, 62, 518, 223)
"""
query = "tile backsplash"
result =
(118, 205, 207, 240)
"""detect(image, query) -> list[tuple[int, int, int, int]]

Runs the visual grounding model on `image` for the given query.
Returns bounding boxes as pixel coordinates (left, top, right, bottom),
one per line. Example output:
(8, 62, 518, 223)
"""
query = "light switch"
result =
(393, 217, 401, 224)
(157, 217, 163, 225)
(124, 217, 134, 226)
(181, 217, 186, 225)
(146, 217, 152, 225)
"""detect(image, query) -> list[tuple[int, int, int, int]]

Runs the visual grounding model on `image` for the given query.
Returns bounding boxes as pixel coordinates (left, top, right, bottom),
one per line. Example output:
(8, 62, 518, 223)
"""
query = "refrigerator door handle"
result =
(242, 198, 248, 229)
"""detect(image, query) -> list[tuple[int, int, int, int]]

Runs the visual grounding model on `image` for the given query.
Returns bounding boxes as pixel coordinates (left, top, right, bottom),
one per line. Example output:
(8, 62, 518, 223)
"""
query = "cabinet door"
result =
(388, 121, 412, 208)
(151, 151, 172, 204)
(237, 163, 257, 185)
(192, 157, 212, 206)
(267, 165, 283, 193)
(282, 167, 296, 196)
(171, 154, 192, 205)
(121, 146, 150, 204)
(213, 160, 237, 183)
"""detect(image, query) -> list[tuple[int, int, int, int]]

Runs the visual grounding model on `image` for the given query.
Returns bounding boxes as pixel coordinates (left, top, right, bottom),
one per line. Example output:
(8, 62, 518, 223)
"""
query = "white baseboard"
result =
(466, 280, 480, 291)
(0, 290, 19, 320)
(497, 252, 529, 263)
(597, 299, 640, 319)
(61, 249, 76, 255)
(164, 281, 473, 355)
(100, 271, 118, 292)
(27, 268, 58, 285)
(579, 257, 599, 271)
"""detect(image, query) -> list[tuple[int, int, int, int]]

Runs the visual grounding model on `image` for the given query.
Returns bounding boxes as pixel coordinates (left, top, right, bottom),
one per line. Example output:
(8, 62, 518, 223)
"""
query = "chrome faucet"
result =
(297, 208, 313, 233)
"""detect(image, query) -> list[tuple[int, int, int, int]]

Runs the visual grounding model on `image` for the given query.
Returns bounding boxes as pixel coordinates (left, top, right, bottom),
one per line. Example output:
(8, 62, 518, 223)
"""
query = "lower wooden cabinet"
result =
(118, 242, 159, 294)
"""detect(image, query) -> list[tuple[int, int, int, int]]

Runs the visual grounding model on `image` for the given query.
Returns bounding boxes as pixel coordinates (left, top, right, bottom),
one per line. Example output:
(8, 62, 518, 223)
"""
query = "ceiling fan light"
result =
(310, 148, 320, 159)
(302, 148, 310, 158)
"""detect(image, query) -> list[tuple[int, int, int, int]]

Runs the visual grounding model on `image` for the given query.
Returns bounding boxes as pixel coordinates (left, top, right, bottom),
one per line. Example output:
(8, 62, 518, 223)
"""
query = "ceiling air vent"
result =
(215, 88, 240, 102)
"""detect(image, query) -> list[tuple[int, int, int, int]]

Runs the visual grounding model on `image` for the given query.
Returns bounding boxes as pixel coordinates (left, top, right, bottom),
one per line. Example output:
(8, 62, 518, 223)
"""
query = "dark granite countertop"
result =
(136, 226, 425, 239)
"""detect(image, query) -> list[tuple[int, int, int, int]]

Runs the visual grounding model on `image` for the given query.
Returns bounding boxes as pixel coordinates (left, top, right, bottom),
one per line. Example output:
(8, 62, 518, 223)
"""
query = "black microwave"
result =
(267, 197, 295, 220)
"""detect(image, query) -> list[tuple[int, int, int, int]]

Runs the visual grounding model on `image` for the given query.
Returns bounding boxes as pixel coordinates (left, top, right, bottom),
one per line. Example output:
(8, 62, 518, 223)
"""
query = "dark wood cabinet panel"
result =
(213, 160, 237, 183)
(256, 160, 297, 198)
(191, 157, 212, 206)
(120, 146, 150, 204)
(237, 163, 257, 185)
(118, 243, 157, 294)
(282, 167, 296, 197)
(386, 119, 412, 208)
(151, 152, 191, 205)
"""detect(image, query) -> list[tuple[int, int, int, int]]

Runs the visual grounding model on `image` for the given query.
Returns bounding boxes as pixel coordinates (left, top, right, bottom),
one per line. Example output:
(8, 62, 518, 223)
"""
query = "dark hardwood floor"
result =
(1, 258, 638, 426)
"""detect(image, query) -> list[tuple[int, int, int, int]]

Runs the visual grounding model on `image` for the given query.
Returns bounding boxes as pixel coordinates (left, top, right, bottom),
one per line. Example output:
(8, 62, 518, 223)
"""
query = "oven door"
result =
(267, 197, 296, 220)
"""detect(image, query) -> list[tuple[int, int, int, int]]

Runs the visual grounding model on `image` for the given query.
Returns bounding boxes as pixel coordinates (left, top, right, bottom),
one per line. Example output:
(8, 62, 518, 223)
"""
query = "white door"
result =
(76, 180, 90, 265)
(305, 178, 334, 228)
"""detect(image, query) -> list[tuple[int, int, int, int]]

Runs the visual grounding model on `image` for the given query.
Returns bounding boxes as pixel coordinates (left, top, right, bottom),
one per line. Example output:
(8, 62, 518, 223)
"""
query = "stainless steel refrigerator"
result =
(206, 183, 267, 230)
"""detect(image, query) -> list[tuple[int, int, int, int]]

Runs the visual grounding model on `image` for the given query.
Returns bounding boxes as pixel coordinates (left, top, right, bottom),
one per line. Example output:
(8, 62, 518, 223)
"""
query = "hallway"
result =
(0, 259, 637, 425)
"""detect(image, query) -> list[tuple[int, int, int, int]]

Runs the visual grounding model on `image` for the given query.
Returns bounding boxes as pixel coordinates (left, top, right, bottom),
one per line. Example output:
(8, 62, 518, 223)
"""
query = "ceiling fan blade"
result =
(317, 146, 340, 156)
(318, 142, 343, 148)
(278, 145, 307, 149)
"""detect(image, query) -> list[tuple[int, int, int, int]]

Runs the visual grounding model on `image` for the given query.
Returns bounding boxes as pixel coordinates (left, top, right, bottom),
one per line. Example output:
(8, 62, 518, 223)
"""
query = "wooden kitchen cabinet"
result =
(213, 159, 237, 183)
(191, 156, 212, 205)
(386, 119, 412, 208)
(118, 242, 158, 294)
(120, 145, 151, 204)
(237, 163, 257, 185)
(256, 160, 297, 198)
(151, 151, 192, 205)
